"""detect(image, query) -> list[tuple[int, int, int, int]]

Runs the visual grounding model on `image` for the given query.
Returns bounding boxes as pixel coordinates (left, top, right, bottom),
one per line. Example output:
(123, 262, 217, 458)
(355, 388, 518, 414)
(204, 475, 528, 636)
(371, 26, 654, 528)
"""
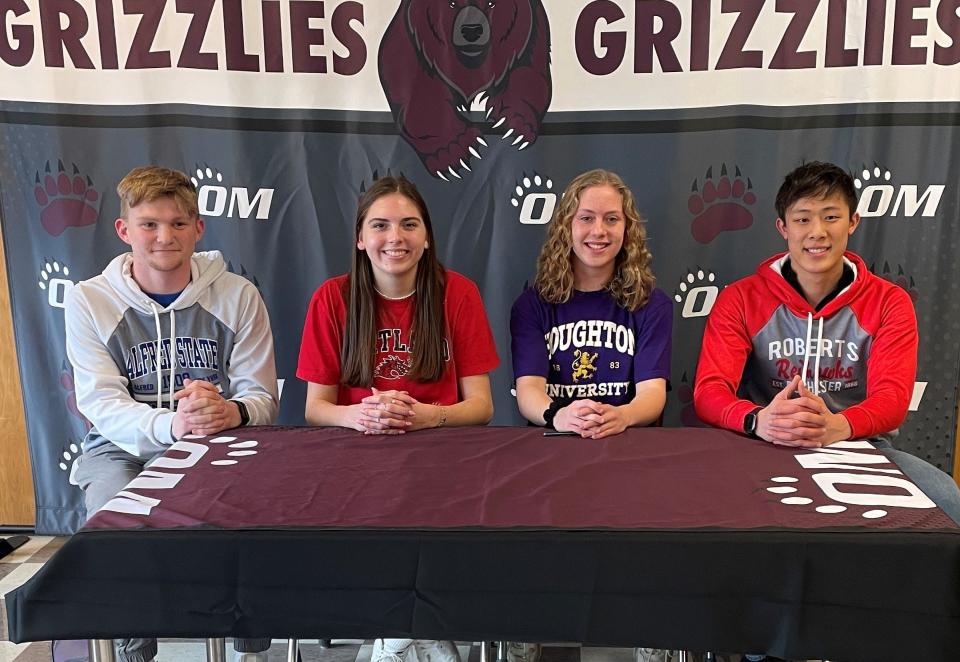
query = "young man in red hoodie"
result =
(694, 161, 960, 529)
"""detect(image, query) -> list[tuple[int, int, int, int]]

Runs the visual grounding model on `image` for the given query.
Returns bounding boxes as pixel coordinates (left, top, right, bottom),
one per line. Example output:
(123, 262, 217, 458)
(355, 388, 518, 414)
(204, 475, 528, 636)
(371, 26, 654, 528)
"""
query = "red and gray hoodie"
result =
(694, 251, 918, 445)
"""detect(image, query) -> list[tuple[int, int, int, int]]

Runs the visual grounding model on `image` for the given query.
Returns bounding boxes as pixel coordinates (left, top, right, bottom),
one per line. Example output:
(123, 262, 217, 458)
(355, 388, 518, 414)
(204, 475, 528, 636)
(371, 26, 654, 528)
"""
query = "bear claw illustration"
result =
(33, 160, 99, 236)
(688, 164, 756, 244)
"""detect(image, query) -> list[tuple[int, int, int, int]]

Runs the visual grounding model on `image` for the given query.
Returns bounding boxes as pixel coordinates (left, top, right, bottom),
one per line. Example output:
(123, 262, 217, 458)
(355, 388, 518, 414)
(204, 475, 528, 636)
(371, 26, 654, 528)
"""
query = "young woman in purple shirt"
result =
(511, 169, 672, 439)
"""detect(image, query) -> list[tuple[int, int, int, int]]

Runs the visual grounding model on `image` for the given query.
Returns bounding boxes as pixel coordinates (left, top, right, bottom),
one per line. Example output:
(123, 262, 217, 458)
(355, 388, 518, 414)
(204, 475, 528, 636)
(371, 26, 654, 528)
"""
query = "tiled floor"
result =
(0, 536, 818, 662)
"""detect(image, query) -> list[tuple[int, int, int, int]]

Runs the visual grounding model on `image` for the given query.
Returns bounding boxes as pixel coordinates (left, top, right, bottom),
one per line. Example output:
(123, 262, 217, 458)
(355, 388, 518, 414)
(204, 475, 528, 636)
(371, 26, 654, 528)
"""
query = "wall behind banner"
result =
(1, 0, 959, 533)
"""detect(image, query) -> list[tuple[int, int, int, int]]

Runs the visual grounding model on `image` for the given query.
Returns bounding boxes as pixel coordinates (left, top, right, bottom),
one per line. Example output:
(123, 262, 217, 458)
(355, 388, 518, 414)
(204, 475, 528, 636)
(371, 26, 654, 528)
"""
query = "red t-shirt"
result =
(297, 270, 500, 406)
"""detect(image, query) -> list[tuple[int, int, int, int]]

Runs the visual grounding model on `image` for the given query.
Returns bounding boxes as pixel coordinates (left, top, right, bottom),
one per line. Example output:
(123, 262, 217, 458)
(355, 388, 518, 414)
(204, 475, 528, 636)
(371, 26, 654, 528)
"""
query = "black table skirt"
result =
(9, 525, 960, 662)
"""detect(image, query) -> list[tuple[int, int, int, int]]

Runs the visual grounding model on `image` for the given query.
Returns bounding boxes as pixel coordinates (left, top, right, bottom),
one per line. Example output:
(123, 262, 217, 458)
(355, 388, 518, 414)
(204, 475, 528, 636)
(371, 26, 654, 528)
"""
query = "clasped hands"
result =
(346, 387, 439, 435)
(171, 378, 242, 438)
(756, 374, 851, 448)
(553, 399, 630, 439)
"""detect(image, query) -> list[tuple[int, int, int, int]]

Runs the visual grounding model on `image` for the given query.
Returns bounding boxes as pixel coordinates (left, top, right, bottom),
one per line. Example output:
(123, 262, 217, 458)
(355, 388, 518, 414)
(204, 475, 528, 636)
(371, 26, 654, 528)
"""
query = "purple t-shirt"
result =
(510, 286, 672, 405)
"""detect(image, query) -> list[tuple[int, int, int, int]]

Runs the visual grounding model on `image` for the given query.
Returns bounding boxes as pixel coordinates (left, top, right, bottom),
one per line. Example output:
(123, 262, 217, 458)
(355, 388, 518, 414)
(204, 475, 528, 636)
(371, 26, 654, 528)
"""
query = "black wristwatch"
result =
(743, 406, 762, 437)
(542, 400, 565, 430)
(233, 400, 250, 427)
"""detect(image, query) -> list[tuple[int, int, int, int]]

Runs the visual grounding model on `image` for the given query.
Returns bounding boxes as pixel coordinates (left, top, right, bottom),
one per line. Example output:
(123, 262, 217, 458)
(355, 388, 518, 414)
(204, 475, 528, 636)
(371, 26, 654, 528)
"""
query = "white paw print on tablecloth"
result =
(767, 475, 888, 519)
(182, 434, 259, 466)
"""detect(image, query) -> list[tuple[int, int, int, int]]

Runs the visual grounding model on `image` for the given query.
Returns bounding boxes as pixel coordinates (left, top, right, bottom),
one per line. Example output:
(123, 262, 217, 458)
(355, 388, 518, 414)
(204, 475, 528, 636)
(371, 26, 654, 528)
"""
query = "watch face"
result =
(744, 412, 757, 434)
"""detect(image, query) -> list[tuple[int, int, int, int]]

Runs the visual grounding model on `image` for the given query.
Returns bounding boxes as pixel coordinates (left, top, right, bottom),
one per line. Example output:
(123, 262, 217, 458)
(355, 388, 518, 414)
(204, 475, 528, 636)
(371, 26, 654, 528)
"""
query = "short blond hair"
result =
(117, 166, 199, 219)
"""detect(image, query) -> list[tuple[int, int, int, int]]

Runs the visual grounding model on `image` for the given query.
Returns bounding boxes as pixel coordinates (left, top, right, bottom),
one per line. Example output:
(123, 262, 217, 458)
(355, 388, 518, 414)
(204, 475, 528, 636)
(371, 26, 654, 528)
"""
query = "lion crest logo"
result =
(375, 354, 411, 380)
(378, 0, 552, 180)
(571, 350, 598, 382)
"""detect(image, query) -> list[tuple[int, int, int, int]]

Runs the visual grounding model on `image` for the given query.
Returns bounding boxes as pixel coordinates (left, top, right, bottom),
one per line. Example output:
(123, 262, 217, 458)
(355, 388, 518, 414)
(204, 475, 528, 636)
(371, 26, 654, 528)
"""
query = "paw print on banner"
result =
(38, 257, 77, 309)
(61, 362, 92, 431)
(226, 261, 262, 290)
(688, 164, 756, 244)
(512, 172, 555, 225)
(874, 262, 920, 302)
(58, 441, 80, 473)
(765, 475, 889, 519)
(37, 259, 68, 287)
(853, 165, 891, 190)
(190, 166, 223, 189)
(360, 169, 409, 195)
(674, 268, 719, 319)
(37, 259, 69, 289)
(33, 160, 100, 237)
(676, 372, 705, 427)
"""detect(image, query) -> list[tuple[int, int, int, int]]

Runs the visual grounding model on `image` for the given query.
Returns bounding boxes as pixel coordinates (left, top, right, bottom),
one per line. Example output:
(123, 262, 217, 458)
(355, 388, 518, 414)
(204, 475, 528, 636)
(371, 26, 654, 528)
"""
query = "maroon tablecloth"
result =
(87, 426, 957, 532)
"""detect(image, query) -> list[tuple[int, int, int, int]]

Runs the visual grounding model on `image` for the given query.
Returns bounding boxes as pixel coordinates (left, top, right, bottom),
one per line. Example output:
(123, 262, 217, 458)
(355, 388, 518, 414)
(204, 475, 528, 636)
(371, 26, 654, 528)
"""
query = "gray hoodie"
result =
(65, 250, 279, 457)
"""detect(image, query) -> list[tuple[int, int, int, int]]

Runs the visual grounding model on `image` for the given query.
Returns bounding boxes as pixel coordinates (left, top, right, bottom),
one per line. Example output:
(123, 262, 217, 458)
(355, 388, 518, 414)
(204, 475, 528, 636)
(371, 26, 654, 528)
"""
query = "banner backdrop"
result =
(1, 1, 959, 534)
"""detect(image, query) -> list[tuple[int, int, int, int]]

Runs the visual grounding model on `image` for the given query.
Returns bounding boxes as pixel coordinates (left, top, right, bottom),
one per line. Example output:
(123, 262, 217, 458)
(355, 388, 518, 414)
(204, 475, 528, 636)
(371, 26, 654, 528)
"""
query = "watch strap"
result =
(542, 399, 565, 430)
(743, 406, 762, 437)
(233, 400, 250, 427)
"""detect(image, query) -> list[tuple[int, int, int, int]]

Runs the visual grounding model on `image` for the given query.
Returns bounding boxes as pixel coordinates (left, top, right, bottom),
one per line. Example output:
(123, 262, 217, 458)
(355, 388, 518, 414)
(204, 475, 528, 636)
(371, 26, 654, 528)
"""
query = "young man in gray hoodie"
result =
(66, 165, 279, 662)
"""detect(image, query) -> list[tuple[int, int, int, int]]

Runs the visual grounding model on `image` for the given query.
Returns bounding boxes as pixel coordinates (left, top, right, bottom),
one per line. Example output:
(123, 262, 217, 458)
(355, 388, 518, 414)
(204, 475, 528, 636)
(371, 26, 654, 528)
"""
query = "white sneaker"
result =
(372, 639, 409, 662)
(634, 649, 678, 662)
(506, 643, 541, 662)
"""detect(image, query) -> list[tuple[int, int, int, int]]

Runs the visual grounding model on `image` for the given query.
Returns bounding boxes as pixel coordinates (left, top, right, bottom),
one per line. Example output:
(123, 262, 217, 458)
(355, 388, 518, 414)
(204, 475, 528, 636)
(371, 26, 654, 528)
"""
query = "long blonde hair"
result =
(534, 169, 655, 311)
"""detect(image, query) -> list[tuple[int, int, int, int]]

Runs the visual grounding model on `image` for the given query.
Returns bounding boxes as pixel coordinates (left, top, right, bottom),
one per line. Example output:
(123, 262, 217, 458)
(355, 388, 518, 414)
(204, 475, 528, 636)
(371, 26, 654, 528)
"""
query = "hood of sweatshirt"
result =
(757, 250, 868, 319)
(102, 250, 227, 312)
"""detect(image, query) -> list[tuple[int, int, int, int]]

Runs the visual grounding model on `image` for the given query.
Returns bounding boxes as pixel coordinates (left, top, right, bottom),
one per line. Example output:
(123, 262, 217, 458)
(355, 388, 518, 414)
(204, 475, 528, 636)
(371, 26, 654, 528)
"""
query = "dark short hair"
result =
(775, 161, 858, 219)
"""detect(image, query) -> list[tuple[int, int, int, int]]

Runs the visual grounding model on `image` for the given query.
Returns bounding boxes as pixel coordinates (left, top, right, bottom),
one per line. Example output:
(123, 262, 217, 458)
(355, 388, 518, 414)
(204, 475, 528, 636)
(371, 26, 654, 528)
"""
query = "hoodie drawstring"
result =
(150, 304, 163, 408)
(800, 312, 824, 397)
(149, 304, 178, 409)
(168, 308, 177, 407)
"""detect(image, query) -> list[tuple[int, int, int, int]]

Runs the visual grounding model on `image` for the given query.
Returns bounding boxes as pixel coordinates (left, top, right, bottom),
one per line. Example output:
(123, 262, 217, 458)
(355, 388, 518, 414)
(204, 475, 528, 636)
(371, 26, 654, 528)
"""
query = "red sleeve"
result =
(446, 273, 500, 378)
(693, 283, 762, 432)
(841, 286, 918, 439)
(296, 278, 347, 385)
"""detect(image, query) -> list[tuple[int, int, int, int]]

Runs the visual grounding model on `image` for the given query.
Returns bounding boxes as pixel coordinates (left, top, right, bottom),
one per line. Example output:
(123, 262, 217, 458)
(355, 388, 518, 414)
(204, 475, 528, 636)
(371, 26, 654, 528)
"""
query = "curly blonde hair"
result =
(534, 169, 655, 311)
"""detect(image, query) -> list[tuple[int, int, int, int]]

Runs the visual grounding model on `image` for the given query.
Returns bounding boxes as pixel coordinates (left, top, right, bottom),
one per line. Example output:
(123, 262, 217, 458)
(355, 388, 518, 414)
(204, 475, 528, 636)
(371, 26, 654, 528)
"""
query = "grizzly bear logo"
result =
(379, 0, 552, 180)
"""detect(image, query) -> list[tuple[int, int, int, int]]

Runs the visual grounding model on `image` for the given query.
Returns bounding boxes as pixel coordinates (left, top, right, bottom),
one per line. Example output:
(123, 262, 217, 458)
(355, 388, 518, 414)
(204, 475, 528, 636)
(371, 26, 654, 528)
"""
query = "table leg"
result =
(678, 652, 689, 662)
(206, 637, 226, 662)
(705, 654, 716, 662)
(496, 641, 508, 662)
(87, 639, 116, 662)
(287, 638, 300, 662)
